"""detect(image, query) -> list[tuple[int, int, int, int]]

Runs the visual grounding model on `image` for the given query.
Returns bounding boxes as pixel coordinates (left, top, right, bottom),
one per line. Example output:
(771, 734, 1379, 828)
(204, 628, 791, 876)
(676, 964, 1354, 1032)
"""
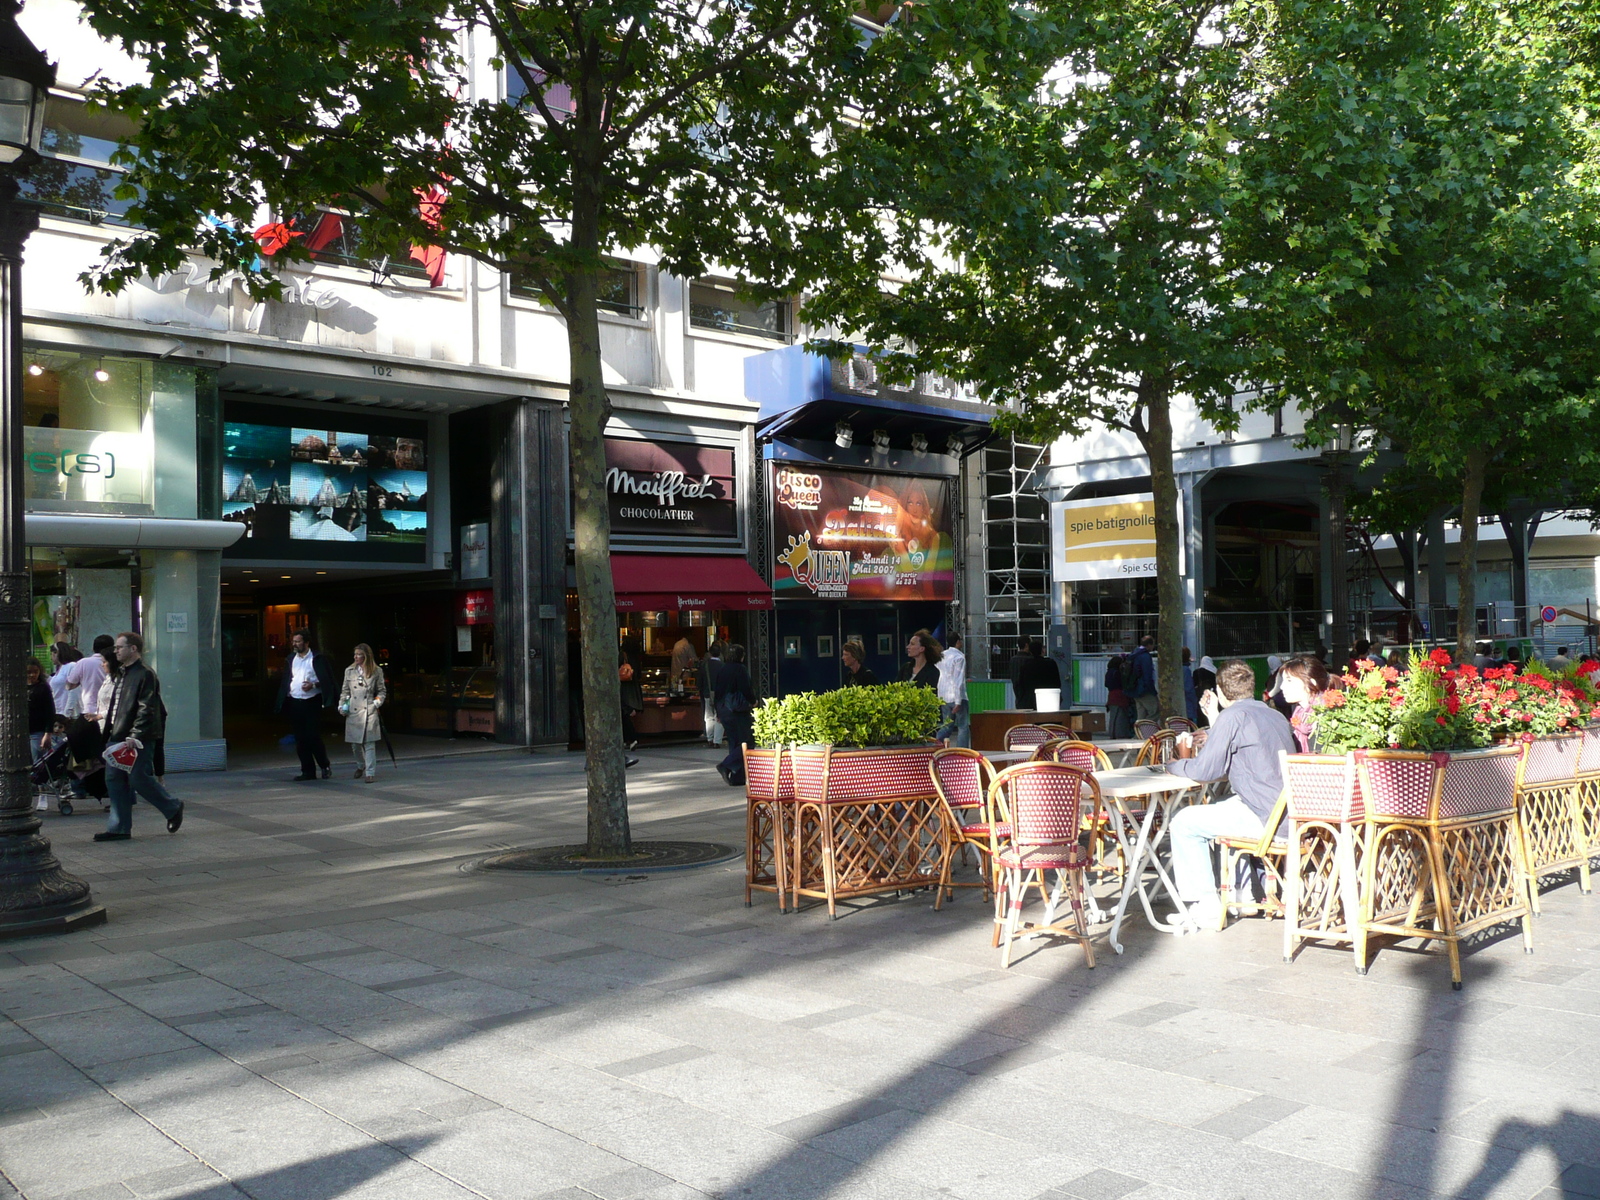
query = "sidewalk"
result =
(2, 744, 1598, 1200)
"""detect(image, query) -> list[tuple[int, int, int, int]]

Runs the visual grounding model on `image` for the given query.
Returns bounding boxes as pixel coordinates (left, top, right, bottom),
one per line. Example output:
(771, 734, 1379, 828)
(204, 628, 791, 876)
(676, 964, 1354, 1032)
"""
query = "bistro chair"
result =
(988, 762, 1098, 969)
(1166, 717, 1198, 734)
(1214, 790, 1290, 931)
(1354, 746, 1531, 989)
(930, 748, 998, 908)
(1038, 723, 1073, 738)
(1513, 731, 1588, 912)
(1004, 724, 1054, 752)
(1034, 740, 1113, 772)
(1135, 730, 1178, 766)
(1133, 718, 1163, 741)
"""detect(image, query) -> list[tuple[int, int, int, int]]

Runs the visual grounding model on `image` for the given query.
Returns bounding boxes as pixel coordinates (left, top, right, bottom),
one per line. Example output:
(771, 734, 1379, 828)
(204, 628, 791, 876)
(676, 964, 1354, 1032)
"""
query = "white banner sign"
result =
(1052, 493, 1182, 581)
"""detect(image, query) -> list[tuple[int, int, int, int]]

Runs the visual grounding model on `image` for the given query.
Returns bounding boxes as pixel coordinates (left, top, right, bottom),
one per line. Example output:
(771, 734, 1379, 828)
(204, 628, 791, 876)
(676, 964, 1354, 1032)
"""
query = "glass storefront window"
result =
(21, 93, 144, 226)
(28, 546, 137, 662)
(24, 349, 155, 514)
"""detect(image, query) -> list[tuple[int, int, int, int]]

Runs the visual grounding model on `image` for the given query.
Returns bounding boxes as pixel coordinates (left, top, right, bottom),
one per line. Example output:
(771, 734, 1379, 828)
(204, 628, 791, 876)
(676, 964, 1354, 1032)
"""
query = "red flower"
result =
(1445, 696, 1461, 715)
(1322, 691, 1347, 708)
(1522, 732, 1536, 743)
(1435, 716, 1448, 725)
(1579, 661, 1600, 677)
(1429, 647, 1454, 667)
(1381, 666, 1400, 683)
(1365, 685, 1385, 702)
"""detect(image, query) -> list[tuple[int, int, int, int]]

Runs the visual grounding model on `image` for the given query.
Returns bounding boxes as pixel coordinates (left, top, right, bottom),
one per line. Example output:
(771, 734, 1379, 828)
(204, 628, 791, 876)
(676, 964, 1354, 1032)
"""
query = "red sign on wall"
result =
(457, 589, 495, 625)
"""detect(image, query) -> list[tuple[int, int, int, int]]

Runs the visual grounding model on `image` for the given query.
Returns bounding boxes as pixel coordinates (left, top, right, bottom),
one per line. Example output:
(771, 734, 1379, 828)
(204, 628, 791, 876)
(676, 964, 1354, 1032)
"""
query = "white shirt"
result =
(69, 655, 108, 718)
(291, 650, 320, 698)
(49, 663, 77, 716)
(936, 646, 967, 705)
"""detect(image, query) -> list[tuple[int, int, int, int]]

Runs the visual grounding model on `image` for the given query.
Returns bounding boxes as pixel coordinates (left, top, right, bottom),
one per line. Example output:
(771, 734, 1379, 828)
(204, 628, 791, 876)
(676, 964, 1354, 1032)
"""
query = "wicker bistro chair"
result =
(1280, 752, 1366, 963)
(1214, 790, 1290, 931)
(1004, 724, 1054, 752)
(930, 748, 999, 909)
(1166, 717, 1199, 734)
(787, 744, 945, 918)
(1135, 730, 1178, 766)
(988, 762, 1099, 969)
(1514, 732, 1589, 912)
(743, 745, 797, 910)
(1038, 723, 1073, 738)
(1353, 746, 1532, 989)
(1133, 718, 1163, 741)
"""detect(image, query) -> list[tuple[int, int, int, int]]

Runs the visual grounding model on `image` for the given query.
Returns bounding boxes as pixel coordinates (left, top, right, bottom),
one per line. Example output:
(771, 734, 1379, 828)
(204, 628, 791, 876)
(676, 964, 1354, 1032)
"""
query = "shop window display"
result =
(22, 350, 155, 514)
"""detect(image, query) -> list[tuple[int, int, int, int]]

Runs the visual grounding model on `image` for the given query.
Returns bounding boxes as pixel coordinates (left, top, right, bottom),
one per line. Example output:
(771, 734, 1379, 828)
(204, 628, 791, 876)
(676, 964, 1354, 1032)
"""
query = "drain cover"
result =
(476, 840, 739, 874)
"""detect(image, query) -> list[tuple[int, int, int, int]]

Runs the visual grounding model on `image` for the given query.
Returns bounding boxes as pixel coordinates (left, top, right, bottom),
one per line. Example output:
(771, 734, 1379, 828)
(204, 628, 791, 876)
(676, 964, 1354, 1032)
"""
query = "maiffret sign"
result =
(605, 438, 737, 539)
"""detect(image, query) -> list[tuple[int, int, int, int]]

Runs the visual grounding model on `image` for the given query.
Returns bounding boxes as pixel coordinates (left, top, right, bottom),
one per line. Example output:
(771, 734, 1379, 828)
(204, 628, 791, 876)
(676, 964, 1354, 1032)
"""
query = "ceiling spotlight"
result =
(911, 432, 928, 454)
(280, 575, 291, 579)
(93, 362, 111, 382)
(834, 421, 854, 449)
(946, 434, 963, 456)
(871, 428, 890, 451)
(316, 571, 327, 575)
(26, 363, 41, 376)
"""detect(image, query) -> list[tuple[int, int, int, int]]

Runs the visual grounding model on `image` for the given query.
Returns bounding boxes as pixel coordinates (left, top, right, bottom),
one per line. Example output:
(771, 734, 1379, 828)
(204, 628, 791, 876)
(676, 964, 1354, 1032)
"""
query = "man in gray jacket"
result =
(1164, 657, 1295, 927)
(94, 632, 183, 842)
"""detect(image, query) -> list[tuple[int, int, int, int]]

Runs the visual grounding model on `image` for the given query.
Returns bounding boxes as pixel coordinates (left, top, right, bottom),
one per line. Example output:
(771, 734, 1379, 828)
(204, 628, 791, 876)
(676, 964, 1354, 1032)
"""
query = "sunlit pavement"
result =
(2, 746, 1598, 1200)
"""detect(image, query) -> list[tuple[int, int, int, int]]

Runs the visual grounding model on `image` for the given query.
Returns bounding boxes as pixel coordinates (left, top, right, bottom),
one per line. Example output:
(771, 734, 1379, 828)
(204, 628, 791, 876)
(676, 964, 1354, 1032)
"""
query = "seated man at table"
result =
(1164, 657, 1296, 929)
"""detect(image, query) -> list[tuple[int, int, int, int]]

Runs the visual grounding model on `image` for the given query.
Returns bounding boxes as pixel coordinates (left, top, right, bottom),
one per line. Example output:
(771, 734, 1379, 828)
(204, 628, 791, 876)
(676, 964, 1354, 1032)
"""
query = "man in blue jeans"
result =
(1164, 657, 1294, 928)
(1129, 635, 1158, 721)
(94, 631, 183, 842)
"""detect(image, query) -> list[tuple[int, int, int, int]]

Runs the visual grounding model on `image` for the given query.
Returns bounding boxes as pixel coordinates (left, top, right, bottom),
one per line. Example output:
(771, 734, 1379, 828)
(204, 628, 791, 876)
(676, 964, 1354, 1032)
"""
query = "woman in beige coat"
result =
(338, 643, 387, 782)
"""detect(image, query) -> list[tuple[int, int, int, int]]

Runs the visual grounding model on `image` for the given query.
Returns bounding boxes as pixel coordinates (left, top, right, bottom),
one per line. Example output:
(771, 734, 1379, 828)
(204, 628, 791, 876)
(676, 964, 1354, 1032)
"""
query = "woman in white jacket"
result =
(338, 643, 388, 782)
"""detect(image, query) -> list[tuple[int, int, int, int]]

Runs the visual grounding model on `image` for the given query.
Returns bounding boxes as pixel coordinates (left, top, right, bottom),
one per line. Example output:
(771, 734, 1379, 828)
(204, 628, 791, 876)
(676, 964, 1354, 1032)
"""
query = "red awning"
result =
(611, 554, 772, 611)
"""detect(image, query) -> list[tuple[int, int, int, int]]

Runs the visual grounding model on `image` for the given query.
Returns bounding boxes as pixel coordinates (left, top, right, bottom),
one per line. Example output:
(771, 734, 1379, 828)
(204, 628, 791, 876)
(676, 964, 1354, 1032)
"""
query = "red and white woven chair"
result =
(988, 762, 1098, 969)
(1004, 724, 1054, 752)
(930, 748, 998, 909)
(1354, 746, 1531, 989)
(1135, 730, 1178, 766)
(1038, 723, 1073, 738)
(1133, 718, 1162, 741)
(1166, 717, 1198, 734)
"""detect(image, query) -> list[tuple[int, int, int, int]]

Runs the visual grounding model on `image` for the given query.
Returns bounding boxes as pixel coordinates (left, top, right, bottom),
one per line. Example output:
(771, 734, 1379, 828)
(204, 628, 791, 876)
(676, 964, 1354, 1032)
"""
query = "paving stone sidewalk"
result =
(2, 745, 1598, 1200)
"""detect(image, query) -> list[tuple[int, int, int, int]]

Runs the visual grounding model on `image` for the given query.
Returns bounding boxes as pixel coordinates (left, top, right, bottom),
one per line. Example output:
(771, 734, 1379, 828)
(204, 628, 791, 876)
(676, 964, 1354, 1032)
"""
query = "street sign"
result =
(1541, 606, 1558, 624)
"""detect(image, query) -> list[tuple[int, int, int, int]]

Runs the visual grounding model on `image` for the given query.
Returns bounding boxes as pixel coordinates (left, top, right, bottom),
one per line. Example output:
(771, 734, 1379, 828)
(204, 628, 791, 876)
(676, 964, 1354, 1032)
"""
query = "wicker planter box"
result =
(784, 743, 944, 917)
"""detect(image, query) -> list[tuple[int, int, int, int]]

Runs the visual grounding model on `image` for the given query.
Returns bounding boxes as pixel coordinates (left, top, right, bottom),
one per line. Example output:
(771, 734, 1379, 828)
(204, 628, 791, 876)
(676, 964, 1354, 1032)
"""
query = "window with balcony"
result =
(21, 93, 142, 226)
(689, 280, 790, 341)
(282, 208, 430, 280)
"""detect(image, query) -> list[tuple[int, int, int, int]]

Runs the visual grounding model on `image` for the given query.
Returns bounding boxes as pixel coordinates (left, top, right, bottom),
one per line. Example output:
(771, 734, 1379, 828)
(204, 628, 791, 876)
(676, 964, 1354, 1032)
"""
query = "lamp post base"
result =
(0, 899, 106, 941)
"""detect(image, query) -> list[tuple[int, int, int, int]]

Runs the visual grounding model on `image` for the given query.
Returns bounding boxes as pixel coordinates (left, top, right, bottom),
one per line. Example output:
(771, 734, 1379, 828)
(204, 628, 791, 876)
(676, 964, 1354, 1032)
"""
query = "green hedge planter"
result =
(752, 681, 943, 749)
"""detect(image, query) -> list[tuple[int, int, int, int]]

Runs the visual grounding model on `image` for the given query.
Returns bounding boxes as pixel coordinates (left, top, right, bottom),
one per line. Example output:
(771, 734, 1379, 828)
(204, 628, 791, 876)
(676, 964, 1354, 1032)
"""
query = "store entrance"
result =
(774, 600, 947, 696)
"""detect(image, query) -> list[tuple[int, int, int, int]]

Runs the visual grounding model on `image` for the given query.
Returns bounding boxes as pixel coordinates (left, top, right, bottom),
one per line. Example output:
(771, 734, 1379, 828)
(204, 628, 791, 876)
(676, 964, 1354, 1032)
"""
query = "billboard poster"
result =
(222, 416, 427, 555)
(1051, 493, 1182, 581)
(605, 438, 737, 539)
(771, 465, 953, 601)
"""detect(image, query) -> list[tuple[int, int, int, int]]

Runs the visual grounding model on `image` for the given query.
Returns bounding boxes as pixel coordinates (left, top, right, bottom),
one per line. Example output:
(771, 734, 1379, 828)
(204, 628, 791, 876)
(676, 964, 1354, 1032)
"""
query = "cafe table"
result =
(982, 749, 1037, 767)
(1091, 765, 1208, 953)
(1096, 738, 1148, 768)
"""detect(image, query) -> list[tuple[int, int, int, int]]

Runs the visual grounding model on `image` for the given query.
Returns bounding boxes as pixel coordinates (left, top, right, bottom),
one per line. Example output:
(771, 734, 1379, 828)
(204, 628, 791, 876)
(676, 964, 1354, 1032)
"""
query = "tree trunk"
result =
(1454, 446, 1490, 665)
(566, 201, 631, 857)
(1136, 375, 1186, 719)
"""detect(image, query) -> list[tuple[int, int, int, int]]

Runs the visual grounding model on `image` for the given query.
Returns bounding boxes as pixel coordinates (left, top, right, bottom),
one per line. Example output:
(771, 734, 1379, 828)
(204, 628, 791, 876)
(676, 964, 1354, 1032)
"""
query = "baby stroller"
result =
(30, 716, 108, 817)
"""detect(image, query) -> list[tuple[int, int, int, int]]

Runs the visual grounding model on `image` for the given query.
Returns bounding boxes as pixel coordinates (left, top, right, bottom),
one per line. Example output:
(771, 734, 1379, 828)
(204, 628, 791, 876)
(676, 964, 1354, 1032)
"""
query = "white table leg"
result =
(1106, 795, 1163, 953)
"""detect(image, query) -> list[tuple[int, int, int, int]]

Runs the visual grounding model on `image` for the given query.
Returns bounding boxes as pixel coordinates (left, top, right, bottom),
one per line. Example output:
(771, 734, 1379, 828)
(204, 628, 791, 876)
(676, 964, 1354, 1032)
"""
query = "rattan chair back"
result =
(1133, 718, 1162, 741)
(1166, 717, 1198, 734)
(989, 762, 1096, 853)
(1135, 730, 1177, 766)
(1004, 723, 1053, 751)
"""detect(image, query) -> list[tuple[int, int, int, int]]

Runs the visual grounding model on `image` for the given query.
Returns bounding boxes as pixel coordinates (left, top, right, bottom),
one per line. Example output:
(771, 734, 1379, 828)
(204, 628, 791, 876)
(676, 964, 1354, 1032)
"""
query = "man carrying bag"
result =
(95, 632, 183, 842)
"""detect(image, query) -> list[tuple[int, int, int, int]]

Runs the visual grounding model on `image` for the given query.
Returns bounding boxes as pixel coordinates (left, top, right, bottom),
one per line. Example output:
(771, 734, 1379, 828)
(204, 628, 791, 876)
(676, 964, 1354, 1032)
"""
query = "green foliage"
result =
(752, 682, 943, 748)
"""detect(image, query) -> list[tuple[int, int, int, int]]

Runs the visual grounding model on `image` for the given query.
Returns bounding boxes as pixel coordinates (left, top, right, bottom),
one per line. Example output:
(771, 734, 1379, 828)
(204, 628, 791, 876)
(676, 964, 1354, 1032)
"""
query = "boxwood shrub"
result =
(752, 682, 943, 748)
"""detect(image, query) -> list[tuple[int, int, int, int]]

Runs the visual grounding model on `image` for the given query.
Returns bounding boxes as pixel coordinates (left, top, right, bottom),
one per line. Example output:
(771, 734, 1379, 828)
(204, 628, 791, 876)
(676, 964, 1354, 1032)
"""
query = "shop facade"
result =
(745, 346, 992, 695)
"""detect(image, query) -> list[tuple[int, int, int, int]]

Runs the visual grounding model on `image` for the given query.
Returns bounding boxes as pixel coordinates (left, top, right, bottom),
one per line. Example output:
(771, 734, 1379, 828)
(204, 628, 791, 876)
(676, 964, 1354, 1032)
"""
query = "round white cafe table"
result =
(1091, 765, 1208, 953)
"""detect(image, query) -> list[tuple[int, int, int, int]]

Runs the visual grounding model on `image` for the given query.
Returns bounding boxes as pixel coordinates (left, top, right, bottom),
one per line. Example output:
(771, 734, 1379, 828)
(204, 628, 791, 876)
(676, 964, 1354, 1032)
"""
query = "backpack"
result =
(1120, 656, 1142, 695)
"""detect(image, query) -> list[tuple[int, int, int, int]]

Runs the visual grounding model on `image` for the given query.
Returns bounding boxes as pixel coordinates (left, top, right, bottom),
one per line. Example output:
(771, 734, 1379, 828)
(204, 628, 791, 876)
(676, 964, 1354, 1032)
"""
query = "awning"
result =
(611, 554, 772, 611)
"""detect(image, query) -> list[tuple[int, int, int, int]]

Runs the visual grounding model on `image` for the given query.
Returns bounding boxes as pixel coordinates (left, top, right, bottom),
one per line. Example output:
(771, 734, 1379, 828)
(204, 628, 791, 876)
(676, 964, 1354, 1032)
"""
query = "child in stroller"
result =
(30, 714, 108, 817)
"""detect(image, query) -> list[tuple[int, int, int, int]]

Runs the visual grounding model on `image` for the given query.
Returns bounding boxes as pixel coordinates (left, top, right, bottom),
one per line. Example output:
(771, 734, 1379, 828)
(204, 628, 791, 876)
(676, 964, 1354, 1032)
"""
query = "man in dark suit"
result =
(1010, 636, 1062, 710)
(276, 630, 336, 781)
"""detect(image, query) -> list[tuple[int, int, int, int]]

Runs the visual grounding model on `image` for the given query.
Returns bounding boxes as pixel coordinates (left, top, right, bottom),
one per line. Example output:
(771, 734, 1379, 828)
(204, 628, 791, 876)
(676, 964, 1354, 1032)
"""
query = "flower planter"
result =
(1352, 746, 1531, 989)
(1577, 724, 1600, 864)
(785, 743, 945, 917)
(1513, 731, 1590, 908)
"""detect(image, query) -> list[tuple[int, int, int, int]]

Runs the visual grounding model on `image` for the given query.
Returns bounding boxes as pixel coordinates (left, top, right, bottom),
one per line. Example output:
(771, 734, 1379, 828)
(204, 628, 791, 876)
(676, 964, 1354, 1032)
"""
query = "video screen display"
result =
(222, 403, 429, 562)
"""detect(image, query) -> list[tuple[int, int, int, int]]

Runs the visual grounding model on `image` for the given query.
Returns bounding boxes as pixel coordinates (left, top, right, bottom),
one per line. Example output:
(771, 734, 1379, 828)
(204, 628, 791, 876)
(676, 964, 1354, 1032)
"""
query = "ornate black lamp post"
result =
(0, 1, 103, 939)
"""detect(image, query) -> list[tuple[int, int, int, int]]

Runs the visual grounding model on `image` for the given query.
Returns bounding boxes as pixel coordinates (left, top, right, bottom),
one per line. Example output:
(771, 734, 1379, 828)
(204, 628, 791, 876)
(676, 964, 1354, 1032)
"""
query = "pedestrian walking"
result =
(1128, 635, 1158, 721)
(26, 657, 53, 762)
(714, 644, 757, 787)
(698, 639, 725, 745)
(1104, 651, 1134, 738)
(619, 644, 642, 767)
(338, 643, 388, 783)
(936, 632, 970, 747)
(276, 631, 335, 781)
(94, 632, 184, 842)
(71, 635, 113, 724)
(840, 640, 878, 687)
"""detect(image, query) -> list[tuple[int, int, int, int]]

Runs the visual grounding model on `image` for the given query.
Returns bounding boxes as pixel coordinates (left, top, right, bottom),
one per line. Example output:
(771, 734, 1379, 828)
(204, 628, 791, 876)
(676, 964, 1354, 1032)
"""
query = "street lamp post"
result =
(0, 0, 103, 939)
